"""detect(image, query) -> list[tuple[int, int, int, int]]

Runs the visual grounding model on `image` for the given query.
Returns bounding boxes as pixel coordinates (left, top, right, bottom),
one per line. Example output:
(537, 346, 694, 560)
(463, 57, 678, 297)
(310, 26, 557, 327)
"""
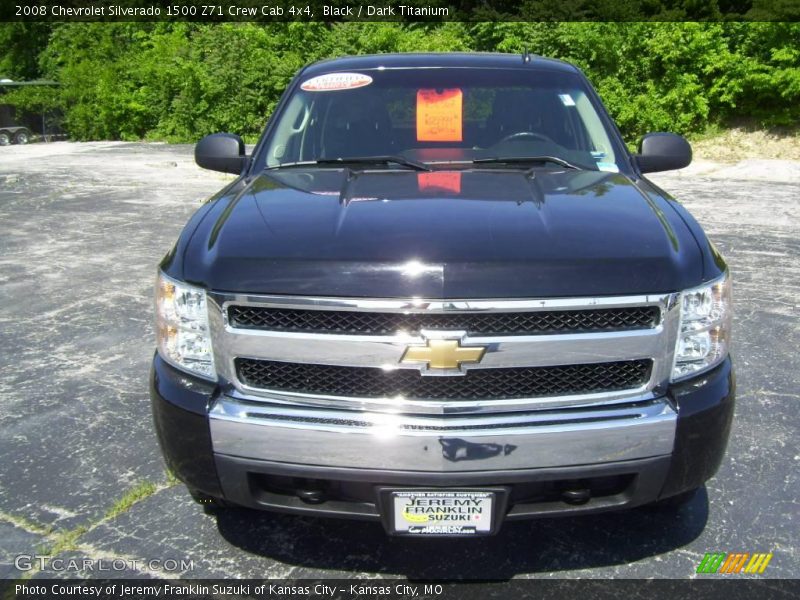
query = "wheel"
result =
(649, 487, 699, 509)
(13, 129, 30, 145)
(188, 487, 236, 512)
(0, 131, 10, 146)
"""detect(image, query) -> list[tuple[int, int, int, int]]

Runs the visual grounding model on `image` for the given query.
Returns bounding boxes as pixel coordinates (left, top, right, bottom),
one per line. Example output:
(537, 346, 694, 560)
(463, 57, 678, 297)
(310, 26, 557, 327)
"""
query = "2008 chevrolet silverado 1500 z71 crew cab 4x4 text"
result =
(151, 53, 734, 537)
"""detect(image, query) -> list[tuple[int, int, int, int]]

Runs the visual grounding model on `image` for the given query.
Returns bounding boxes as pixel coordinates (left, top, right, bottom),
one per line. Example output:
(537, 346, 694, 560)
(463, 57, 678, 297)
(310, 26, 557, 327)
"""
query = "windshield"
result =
(258, 67, 623, 172)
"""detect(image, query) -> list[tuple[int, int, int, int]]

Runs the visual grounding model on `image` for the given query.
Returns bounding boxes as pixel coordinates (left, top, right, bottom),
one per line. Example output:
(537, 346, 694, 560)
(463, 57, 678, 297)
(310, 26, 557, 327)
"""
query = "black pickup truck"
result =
(151, 53, 734, 537)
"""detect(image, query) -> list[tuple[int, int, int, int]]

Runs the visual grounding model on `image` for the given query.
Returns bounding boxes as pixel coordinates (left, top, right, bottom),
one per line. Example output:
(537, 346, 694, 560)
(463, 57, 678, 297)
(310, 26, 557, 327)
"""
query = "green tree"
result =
(2, 21, 796, 142)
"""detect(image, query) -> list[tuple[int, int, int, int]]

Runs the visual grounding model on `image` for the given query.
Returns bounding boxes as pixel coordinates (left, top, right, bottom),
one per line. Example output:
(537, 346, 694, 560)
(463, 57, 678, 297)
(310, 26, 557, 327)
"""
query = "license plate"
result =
(390, 490, 495, 536)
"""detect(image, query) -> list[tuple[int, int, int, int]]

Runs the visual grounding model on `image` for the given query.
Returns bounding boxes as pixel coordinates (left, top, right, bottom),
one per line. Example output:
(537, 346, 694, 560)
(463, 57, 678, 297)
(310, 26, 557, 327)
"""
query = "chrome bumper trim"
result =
(226, 384, 658, 415)
(209, 396, 677, 471)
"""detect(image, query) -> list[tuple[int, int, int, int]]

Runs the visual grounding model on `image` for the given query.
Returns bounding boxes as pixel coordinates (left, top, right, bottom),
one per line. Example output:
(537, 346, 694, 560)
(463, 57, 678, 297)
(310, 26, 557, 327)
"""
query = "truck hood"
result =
(182, 168, 703, 297)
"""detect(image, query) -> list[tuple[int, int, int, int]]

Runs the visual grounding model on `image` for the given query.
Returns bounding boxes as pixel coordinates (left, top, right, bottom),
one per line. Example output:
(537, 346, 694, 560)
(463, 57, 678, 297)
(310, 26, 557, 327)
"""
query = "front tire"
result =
(0, 131, 10, 146)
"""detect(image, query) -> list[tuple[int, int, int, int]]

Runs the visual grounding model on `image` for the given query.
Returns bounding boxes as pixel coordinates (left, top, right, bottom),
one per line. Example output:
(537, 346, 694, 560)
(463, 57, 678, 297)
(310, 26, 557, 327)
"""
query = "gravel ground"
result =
(0, 142, 797, 580)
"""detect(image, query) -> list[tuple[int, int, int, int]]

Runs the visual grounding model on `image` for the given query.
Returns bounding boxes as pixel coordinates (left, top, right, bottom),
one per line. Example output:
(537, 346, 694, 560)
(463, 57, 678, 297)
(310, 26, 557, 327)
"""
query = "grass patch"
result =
(165, 468, 181, 486)
(4, 475, 180, 584)
(105, 481, 158, 521)
(48, 525, 89, 556)
(0, 511, 53, 536)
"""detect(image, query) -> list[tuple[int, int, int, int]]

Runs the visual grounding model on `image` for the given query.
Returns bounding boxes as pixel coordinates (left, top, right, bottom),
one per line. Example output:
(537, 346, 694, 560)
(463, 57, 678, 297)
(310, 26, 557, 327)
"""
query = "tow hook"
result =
(296, 488, 326, 504)
(562, 488, 592, 505)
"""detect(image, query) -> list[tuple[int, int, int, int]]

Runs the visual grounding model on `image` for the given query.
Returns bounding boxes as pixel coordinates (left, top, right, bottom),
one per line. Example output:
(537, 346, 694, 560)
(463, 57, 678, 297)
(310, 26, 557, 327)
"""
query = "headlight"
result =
(155, 271, 216, 380)
(672, 272, 732, 381)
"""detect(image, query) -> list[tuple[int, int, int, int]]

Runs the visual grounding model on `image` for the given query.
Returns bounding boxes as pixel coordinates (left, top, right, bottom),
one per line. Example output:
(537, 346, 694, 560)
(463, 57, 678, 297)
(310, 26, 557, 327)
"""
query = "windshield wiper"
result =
(268, 155, 431, 172)
(473, 156, 587, 171)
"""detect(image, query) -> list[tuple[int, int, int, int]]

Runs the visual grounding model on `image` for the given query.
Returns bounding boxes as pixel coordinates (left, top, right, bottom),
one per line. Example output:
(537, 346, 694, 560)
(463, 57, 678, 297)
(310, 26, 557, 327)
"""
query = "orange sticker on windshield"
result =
(416, 89, 463, 142)
(418, 172, 462, 194)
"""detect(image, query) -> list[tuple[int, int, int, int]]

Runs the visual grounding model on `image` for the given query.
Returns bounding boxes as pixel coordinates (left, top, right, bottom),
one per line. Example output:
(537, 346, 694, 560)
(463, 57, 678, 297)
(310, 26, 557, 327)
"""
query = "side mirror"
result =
(635, 132, 692, 173)
(195, 133, 246, 174)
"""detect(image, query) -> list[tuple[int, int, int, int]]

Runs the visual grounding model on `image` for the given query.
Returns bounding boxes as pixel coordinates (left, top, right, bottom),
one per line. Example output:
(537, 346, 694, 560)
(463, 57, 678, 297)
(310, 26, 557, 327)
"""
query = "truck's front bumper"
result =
(150, 354, 734, 523)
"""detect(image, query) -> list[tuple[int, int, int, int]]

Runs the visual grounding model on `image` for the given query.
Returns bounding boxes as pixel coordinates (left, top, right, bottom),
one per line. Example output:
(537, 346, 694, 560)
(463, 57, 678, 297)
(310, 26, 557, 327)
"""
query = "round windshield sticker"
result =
(300, 73, 373, 92)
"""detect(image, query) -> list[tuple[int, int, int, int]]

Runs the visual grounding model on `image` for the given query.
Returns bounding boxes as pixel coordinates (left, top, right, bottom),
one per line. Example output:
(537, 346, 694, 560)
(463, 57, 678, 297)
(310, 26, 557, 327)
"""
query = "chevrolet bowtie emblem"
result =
(401, 339, 486, 372)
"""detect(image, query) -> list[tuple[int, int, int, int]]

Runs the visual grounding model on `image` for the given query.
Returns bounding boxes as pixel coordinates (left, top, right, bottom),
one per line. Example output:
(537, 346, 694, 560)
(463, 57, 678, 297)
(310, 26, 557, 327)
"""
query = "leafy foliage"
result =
(1, 22, 797, 143)
(0, 23, 52, 81)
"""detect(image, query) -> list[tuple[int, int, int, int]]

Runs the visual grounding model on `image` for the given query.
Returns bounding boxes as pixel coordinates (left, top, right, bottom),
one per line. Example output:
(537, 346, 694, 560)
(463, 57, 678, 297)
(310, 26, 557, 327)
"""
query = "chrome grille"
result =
(208, 292, 680, 414)
(228, 305, 660, 335)
(236, 358, 653, 401)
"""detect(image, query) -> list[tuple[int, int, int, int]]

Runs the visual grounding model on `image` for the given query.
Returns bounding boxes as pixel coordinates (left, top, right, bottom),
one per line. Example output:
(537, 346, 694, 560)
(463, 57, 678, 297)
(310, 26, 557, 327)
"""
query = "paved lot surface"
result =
(0, 142, 798, 580)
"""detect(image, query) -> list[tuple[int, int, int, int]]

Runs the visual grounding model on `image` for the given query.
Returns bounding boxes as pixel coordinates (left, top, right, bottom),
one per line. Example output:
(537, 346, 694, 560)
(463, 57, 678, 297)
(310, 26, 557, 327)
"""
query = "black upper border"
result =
(2, 0, 799, 22)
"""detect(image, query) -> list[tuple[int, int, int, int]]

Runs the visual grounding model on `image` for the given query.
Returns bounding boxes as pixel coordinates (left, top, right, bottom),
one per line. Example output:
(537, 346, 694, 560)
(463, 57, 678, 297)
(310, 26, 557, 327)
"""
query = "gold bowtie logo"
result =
(401, 339, 486, 371)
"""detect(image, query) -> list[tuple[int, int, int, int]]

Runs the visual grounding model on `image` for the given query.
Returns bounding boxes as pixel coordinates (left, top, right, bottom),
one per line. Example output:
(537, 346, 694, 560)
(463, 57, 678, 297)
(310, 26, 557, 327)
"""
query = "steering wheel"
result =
(494, 131, 555, 145)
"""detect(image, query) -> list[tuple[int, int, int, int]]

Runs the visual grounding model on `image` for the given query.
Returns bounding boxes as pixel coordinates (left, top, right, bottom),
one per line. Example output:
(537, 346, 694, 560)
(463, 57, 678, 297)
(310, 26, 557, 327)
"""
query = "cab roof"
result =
(301, 52, 579, 77)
